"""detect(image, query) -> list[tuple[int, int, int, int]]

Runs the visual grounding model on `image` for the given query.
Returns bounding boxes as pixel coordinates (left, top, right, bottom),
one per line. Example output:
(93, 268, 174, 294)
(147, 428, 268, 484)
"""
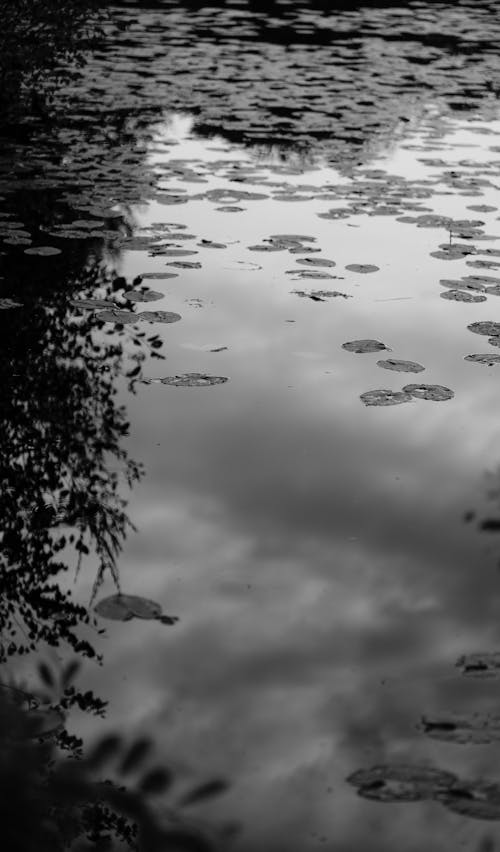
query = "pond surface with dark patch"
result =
(3, 3, 500, 851)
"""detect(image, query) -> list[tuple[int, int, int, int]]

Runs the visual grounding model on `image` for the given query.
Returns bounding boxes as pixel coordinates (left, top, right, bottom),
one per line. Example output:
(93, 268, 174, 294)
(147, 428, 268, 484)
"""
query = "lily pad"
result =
(96, 309, 138, 324)
(441, 290, 487, 302)
(94, 594, 178, 625)
(403, 383, 454, 401)
(377, 359, 425, 373)
(138, 272, 179, 280)
(468, 321, 500, 337)
(166, 261, 202, 269)
(420, 712, 500, 745)
(347, 764, 456, 803)
(456, 652, 500, 677)
(342, 339, 389, 354)
(360, 389, 413, 406)
(295, 258, 336, 268)
(124, 290, 163, 302)
(437, 780, 500, 820)
(24, 246, 61, 256)
(138, 310, 181, 323)
(345, 264, 379, 273)
(464, 354, 500, 366)
(159, 373, 229, 387)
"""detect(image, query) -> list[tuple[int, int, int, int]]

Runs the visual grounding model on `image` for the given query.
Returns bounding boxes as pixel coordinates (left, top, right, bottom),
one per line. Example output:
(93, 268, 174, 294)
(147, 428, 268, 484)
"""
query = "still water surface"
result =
(50, 112, 500, 850)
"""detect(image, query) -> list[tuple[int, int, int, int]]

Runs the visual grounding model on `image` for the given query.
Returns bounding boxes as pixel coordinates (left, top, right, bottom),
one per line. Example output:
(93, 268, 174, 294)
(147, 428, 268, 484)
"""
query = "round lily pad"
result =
(347, 764, 456, 803)
(360, 389, 413, 406)
(468, 321, 500, 337)
(94, 594, 178, 625)
(96, 309, 138, 324)
(464, 354, 500, 365)
(296, 258, 336, 268)
(23, 246, 61, 256)
(342, 339, 388, 354)
(441, 290, 487, 302)
(345, 264, 379, 273)
(377, 359, 425, 373)
(438, 781, 500, 820)
(160, 373, 229, 387)
(138, 310, 181, 323)
(402, 384, 454, 401)
(124, 290, 163, 302)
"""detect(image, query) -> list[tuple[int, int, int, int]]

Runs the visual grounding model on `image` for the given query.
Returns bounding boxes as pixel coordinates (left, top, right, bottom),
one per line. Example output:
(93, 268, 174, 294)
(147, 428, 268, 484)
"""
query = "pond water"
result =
(3, 3, 500, 851)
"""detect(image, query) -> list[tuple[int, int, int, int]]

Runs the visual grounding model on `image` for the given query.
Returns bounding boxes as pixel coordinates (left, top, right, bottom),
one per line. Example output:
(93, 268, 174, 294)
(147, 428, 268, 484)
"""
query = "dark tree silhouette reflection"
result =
(0, 242, 159, 665)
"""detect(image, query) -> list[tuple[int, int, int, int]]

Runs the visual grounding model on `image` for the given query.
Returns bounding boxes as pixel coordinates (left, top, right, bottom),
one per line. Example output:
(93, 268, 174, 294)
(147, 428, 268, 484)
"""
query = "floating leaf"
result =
(293, 289, 350, 300)
(441, 290, 487, 302)
(360, 389, 413, 406)
(159, 373, 229, 387)
(178, 779, 229, 807)
(96, 309, 138, 324)
(346, 764, 456, 803)
(437, 780, 500, 820)
(342, 339, 389, 354)
(166, 261, 202, 269)
(124, 290, 163, 302)
(377, 359, 425, 373)
(138, 272, 179, 279)
(403, 383, 454, 401)
(345, 264, 379, 273)
(94, 594, 178, 625)
(464, 354, 500, 365)
(160, 249, 199, 257)
(468, 321, 500, 337)
(457, 652, 500, 678)
(295, 258, 336, 268)
(138, 310, 181, 323)
(23, 246, 61, 256)
(420, 712, 500, 745)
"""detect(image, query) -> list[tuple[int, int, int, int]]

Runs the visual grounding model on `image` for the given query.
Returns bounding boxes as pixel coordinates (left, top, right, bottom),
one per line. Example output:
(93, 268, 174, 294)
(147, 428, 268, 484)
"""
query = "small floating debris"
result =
(346, 764, 456, 803)
(343, 339, 389, 354)
(377, 359, 425, 373)
(293, 289, 350, 301)
(151, 373, 229, 387)
(360, 389, 413, 406)
(464, 354, 500, 366)
(94, 593, 178, 625)
(345, 264, 379, 273)
(403, 383, 454, 401)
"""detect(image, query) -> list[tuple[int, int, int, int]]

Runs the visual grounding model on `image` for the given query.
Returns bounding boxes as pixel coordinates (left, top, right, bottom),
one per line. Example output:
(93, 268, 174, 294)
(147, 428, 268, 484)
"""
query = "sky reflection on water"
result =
(67, 114, 500, 850)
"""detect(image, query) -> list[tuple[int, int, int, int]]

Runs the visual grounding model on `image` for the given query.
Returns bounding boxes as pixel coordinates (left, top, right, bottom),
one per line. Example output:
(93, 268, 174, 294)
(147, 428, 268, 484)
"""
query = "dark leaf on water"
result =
(377, 359, 425, 373)
(488, 337, 500, 348)
(360, 389, 413, 406)
(456, 652, 500, 678)
(343, 339, 389, 354)
(160, 373, 229, 387)
(94, 594, 178, 625)
(437, 781, 500, 821)
(69, 298, 116, 309)
(166, 261, 202, 269)
(441, 290, 487, 302)
(23, 246, 61, 256)
(295, 257, 336, 268)
(96, 309, 138, 324)
(124, 290, 164, 302)
(345, 264, 379, 273)
(468, 322, 500, 337)
(403, 383, 454, 401)
(420, 712, 500, 745)
(464, 354, 500, 366)
(138, 311, 181, 323)
(346, 764, 456, 803)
